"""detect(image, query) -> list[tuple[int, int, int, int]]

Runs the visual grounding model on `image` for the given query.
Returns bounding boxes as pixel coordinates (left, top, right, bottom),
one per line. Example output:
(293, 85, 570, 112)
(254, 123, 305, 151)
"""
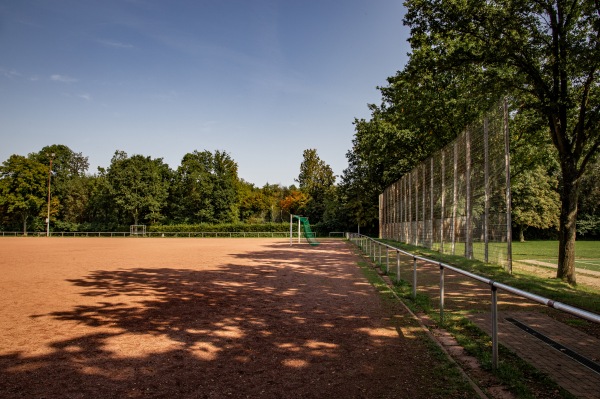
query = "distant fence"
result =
(0, 231, 336, 238)
(379, 101, 512, 270)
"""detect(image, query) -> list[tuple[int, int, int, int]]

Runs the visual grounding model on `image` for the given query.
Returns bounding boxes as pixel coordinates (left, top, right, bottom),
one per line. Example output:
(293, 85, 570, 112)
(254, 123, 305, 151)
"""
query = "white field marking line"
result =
(575, 259, 600, 267)
(523, 258, 600, 269)
(522, 259, 557, 268)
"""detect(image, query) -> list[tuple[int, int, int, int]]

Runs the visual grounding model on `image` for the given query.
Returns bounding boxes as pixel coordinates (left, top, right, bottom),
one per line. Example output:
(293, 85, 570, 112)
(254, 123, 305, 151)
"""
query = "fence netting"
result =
(379, 101, 512, 269)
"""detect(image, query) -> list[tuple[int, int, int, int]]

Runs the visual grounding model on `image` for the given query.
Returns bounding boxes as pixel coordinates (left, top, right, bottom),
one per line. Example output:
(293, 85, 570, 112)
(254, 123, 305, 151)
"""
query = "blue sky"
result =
(1, 0, 410, 187)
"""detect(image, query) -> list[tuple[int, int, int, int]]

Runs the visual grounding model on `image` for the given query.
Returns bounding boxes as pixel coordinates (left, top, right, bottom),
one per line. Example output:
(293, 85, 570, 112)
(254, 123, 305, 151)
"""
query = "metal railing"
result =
(1, 231, 301, 238)
(347, 233, 600, 370)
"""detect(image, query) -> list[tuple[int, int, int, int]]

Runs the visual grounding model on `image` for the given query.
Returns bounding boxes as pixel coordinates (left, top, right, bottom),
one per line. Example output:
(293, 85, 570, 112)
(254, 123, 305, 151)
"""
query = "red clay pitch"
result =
(0, 238, 470, 398)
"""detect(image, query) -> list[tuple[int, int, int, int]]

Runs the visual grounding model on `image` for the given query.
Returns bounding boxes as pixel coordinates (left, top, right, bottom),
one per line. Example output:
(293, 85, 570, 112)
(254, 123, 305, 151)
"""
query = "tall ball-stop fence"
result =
(379, 101, 512, 270)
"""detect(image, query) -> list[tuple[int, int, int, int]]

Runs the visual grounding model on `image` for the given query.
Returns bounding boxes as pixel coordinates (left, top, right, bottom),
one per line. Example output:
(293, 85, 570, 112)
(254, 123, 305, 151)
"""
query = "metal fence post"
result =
(412, 257, 417, 300)
(491, 285, 498, 370)
(440, 264, 445, 325)
(504, 99, 513, 274)
(396, 250, 401, 282)
(386, 247, 389, 274)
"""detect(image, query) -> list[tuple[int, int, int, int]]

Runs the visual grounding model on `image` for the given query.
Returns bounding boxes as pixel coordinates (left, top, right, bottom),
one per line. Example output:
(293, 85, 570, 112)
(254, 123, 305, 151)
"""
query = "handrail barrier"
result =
(346, 233, 600, 370)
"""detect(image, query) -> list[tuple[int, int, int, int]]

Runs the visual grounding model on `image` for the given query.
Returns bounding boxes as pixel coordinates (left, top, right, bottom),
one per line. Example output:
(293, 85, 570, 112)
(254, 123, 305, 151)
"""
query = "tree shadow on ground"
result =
(0, 242, 466, 398)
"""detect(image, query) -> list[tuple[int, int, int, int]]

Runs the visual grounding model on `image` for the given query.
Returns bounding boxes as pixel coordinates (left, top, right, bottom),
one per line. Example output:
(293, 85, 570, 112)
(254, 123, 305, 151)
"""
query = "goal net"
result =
(130, 225, 146, 237)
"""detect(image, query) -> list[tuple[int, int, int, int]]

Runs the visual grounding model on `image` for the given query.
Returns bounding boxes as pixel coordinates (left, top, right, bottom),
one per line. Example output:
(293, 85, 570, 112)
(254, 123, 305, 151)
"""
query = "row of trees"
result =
(338, 0, 599, 284)
(0, 145, 343, 233)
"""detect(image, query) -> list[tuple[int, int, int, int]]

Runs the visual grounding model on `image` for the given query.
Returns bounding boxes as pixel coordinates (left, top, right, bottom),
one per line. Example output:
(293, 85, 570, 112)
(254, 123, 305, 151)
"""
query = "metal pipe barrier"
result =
(347, 233, 600, 370)
(1, 231, 301, 238)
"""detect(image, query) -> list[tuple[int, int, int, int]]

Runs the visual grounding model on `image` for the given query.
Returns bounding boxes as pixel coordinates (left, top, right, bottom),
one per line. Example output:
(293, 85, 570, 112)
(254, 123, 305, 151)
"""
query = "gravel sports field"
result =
(0, 238, 473, 398)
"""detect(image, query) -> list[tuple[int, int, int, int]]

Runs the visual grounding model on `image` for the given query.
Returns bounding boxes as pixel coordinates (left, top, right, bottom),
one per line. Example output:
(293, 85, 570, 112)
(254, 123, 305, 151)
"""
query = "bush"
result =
(148, 222, 290, 233)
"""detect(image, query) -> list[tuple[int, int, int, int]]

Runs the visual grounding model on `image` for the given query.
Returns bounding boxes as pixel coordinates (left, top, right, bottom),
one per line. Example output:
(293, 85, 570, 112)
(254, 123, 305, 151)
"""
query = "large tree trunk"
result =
(556, 162, 579, 285)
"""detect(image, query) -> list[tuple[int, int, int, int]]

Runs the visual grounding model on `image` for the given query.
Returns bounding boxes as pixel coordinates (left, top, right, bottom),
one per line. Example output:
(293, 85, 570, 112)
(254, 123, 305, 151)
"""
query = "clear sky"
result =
(1, 0, 410, 187)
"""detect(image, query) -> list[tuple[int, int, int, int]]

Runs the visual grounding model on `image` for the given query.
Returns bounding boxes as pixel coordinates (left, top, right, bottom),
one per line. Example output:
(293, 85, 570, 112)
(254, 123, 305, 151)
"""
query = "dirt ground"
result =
(0, 238, 475, 399)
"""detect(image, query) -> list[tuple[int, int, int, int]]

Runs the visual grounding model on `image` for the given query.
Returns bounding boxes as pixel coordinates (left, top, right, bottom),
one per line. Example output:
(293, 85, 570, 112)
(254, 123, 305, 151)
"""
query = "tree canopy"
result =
(0, 145, 347, 233)
(402, 0, 600, 283)
(0, 155, 49, 233)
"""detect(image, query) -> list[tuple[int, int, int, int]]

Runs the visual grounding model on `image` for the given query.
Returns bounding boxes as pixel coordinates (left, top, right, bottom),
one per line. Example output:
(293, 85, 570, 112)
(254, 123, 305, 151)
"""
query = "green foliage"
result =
(296, 149, 336, 223)
(237, 181, 292, 224)
(0, 155, 48, 233)
(403, 0, 600, 284)
(340, 39, 499, 234)
(169, 150, 240, 224)
(107, 151, 171, 225)
(148, 222, 289, 233)
(577, 158, 600, 237)
(1, 145, 337, 232)
(512, 165, 561, 241)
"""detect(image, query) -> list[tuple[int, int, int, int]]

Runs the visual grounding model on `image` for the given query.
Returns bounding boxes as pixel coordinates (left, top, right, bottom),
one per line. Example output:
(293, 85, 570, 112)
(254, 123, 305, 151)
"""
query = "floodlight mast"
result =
(46, 153, 55, 237)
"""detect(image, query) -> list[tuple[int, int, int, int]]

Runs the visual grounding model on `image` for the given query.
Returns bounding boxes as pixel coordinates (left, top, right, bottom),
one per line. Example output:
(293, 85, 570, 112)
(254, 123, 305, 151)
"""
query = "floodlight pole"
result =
(46, 153, 55, 237)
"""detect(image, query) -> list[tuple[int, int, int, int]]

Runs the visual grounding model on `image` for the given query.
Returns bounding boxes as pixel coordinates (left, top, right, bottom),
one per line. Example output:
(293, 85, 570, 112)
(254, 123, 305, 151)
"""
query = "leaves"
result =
(0, 155, 48, 232)
(106, 152, 171, 225)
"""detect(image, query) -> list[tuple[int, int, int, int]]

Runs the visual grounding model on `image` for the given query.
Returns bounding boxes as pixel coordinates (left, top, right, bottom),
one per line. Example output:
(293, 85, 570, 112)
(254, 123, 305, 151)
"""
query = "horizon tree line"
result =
(0, 145, 345, 233)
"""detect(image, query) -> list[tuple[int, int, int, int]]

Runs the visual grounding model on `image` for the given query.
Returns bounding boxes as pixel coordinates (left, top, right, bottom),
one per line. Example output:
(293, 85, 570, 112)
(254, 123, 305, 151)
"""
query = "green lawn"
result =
(512, 240, 600, 272)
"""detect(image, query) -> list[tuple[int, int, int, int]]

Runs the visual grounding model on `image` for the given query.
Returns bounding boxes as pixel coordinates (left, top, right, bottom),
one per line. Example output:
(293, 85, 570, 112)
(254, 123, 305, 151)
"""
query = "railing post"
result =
(440, 264, 445, 325)
(412, 257, 417, 300)
(378, 243, 382, 267)
(372, 241, 376, 262)
(491, 285, 499, 370)
(396, 250, 401, 282)
(386, 247, 389, 274)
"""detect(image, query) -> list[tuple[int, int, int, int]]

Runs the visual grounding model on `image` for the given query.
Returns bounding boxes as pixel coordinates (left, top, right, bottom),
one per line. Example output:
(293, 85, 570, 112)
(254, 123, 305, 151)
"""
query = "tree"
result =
(211, 150, 240, 223)
(296, 149, 336, 222)
(279, 190, 310, 217)
(509, 104, 562, 241)
(404, 0, 600, 284)
(169, 150, 239, 224)
(512, 165, 561, 241)
(342, 48, 499, 235)
(30, 145, 90, 229)
(171, 150, 215, 223)
(107, 151, 171, 226)
(0, 155, 48, 233)
(83, 170, 119, 231)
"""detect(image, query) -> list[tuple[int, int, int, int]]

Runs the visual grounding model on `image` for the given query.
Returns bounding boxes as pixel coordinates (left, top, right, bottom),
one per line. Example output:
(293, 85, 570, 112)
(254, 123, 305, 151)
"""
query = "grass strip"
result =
(355, 258, 482, 398)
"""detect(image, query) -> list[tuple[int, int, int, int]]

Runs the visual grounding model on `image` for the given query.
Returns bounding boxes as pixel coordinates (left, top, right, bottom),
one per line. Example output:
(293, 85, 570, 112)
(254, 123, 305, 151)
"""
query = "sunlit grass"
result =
(512, 240, 600, 272)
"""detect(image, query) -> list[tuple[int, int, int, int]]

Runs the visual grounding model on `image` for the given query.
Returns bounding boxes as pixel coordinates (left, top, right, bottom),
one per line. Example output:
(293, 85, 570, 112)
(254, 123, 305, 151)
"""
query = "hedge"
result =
(147, 223, 291, 233)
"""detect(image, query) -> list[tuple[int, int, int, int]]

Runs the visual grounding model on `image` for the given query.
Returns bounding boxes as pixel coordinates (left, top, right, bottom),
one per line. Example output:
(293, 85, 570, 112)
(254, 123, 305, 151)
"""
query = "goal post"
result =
(130, 225, 146, 237)
(290, 215, 319, 246)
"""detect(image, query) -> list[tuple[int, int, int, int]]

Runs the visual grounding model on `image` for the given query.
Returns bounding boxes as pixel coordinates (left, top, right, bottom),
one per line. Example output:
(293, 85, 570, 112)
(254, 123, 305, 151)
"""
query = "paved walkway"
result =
(468, 311, 600, 399)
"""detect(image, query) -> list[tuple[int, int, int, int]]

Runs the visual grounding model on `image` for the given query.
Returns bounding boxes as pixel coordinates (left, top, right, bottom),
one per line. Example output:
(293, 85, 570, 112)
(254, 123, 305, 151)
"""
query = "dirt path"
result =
(0, 238, 475, 398)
